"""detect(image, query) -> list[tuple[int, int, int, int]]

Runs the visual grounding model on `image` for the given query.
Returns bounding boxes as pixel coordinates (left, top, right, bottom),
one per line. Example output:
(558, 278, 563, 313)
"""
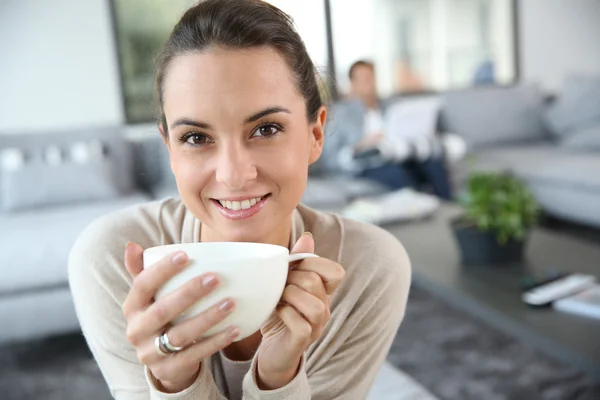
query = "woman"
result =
(69, 1, 411, 399)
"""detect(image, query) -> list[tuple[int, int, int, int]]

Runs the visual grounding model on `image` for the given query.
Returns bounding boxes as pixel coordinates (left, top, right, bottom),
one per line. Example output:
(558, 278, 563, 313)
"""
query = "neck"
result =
(362, 96, 378, 109)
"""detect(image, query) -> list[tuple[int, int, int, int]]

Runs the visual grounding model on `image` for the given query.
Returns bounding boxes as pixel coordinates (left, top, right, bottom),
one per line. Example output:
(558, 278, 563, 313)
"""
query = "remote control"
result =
(522, 274, 597, 306)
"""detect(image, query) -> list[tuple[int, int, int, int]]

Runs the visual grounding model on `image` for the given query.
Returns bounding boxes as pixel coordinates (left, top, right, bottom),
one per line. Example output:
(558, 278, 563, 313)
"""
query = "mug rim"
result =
(143, 242, 290, 266)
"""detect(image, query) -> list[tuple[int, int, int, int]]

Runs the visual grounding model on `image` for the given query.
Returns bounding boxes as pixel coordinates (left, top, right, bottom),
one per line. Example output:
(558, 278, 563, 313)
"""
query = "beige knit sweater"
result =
(68, 199, 411, 399)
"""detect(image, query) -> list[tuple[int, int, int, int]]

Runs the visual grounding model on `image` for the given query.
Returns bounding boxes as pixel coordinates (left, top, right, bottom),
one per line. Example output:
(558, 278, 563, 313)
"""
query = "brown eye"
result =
(252, 124, 281, 138)
(181, 133, 212, 146)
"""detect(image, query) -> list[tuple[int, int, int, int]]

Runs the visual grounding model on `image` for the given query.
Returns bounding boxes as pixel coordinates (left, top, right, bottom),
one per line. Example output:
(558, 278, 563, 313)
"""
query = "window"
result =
(111, 0, 328, 123)
(329, 0, 517, 98)
(111, 0, 517, 122)
(111, 0, 197, 124)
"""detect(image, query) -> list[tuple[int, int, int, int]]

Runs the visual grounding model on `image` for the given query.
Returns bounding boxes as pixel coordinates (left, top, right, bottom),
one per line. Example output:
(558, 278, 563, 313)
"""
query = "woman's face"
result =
(161, 47, 325, 243)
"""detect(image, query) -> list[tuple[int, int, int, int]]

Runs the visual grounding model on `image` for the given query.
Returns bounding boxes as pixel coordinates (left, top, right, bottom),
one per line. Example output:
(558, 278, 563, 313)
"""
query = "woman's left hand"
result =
(256, 232, 345, 390)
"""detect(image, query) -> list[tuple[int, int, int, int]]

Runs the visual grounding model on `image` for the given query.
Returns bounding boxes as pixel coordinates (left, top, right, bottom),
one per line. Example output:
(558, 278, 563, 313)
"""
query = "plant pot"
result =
(451, 219, 527, 266)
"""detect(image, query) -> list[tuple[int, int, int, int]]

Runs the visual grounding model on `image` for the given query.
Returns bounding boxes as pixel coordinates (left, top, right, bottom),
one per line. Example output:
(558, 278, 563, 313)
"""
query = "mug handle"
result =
(288, 253, 319, 263)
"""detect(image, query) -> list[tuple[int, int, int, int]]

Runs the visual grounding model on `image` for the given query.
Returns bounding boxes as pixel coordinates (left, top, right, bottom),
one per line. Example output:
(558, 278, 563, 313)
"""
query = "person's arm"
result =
(320, 102, 365, 173)
(68, 213, 228, 400)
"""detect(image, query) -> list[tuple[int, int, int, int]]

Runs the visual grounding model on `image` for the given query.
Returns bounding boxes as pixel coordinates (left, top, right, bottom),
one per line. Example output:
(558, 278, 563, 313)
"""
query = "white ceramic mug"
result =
(143, 242, 318, 341)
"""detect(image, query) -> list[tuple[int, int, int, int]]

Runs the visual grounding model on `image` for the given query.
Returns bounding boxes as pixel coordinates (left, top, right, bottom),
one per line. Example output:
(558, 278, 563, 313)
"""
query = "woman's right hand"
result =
(122, 242, 241, 393)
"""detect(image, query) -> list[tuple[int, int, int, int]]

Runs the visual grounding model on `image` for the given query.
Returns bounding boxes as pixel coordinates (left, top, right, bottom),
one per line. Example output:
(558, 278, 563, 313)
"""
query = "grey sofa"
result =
(442, 78, 600, 228)
(0, 129, 151, 344)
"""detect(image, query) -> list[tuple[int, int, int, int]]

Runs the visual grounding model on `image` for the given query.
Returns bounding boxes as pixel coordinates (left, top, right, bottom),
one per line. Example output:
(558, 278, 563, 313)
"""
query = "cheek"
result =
(170, 152, 210, 191)
(264, 135, 310, 187)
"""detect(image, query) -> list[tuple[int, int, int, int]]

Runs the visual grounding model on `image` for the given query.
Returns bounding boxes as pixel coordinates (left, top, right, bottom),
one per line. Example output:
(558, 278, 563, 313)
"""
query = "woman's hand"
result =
(122, 243, 240, 393)
(257, 233, 345, 390)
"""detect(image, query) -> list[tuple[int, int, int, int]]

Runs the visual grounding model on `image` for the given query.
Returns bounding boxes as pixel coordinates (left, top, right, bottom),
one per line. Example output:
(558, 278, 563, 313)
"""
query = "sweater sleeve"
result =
(145, 364, 227, 400)
(68, 207, 228, 400)
(240, 354, 310, 400)
(306, 226, 412, 399)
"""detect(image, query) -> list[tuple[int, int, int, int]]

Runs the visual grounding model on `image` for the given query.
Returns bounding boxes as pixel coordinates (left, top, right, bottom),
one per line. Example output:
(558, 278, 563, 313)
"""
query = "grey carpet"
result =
(1, 286, 599, 400)
(390, 287, 600, 400)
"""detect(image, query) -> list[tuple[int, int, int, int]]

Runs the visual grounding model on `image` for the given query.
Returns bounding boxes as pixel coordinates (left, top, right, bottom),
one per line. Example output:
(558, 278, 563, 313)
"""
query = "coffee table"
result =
(383, 203, 600, 381)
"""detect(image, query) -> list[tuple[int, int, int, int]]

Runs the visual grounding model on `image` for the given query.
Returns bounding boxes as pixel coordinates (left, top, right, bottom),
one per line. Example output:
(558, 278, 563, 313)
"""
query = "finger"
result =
(150, 326, 240, 382)
(137, 296, 236, 366)
(122, 251, 189, 320)
(127, 273, 221, 344)
(160, 296, 236, 350)
(281, 285, 325, 328)
(277, 305, 312, 346)
(287, 270, 327, 302)
(289, 232, 315, 267)
(293, 258, 345, 295)
(124, 242, 144, 279)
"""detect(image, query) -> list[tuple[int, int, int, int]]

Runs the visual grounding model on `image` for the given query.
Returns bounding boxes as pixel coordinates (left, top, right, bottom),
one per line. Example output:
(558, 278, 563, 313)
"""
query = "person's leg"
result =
(414, 158, 453, 200)
(358, 163, 417, 190)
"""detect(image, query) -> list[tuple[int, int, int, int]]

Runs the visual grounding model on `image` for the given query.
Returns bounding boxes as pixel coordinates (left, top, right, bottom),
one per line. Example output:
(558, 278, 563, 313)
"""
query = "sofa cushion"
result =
(441, 85, 549, 148)
(454, 145, 600, 191)
(0, 128, 136, 211)
(302, 178, 349, 209)
(451, 145, 600, 228)
(544, 75, 600, 137)
(561, 125, 600, 151)
(126, 128, 174, 192)
(0, 193, 149, 294)
(302, 176, 389, 210)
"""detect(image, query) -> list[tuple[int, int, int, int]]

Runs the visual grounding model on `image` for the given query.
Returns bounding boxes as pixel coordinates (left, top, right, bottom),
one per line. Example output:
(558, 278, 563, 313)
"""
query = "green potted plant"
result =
(452, 172, 540, 265)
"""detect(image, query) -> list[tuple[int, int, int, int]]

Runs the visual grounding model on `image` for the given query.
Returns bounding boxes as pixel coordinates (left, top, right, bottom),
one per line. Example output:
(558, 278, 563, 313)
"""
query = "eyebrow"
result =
(169, 106, 291, 131)
(245, 106, 291, 123)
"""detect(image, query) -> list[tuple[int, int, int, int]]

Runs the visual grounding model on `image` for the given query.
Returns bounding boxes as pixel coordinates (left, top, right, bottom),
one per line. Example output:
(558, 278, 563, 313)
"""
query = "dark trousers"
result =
(359, 158, 453, 200)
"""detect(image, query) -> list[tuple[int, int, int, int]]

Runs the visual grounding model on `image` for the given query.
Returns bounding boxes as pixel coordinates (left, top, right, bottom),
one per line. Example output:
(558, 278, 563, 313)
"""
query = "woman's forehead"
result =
(162, 48, 303, 117)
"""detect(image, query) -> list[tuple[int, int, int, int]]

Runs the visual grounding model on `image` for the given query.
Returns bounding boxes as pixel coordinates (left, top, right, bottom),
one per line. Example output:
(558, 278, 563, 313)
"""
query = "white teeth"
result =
(218, 196, 264, 210)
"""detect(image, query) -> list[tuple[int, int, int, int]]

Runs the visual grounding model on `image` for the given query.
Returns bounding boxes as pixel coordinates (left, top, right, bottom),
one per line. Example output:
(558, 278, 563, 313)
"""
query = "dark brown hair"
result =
(348, 60, 374, 80)
(155, 0, 323, 136)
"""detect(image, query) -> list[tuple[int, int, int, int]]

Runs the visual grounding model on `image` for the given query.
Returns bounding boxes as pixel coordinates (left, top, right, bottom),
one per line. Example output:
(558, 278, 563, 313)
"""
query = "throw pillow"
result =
(0, 148, 26, 171)
(544, 75, 600, 137)
(0, 133, 133, 212)
(561, 125, 600, 151)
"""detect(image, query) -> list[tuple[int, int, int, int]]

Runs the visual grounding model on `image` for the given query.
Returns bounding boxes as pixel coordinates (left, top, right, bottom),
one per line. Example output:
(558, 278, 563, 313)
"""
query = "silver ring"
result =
(154, 335, 170, 356)
(160, 330, 184, 353)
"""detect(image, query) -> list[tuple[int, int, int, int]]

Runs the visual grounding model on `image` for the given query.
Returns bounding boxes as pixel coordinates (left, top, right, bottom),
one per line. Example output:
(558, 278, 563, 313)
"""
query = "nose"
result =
(215, 142, 258, 190)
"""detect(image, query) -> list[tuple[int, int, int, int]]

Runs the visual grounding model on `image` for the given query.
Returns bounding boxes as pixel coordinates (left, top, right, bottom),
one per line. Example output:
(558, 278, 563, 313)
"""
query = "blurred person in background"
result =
(322, 60, 464, 200)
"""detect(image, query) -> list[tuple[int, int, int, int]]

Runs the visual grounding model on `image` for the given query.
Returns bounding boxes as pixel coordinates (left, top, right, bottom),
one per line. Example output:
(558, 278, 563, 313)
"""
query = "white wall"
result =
(0, 0, 124, 133)
(265, 0, 328, 71)
(519, 0, 600, 92)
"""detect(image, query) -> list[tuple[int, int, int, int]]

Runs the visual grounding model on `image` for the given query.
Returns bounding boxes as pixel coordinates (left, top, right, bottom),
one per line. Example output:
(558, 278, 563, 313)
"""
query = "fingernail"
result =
(219, 299, 234, 312)
(172, 252, 187, 265)
(202, 275, 217, 288)
(303, 231, 313, 238)
(227, 326, 240, 338)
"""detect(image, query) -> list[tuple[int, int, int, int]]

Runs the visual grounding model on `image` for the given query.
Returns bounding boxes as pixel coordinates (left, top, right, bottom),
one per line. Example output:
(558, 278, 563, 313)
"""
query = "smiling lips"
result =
(212, 194, 270, 220)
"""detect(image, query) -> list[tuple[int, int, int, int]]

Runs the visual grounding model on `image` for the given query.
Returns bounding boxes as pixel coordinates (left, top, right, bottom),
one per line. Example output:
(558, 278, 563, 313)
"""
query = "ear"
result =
(308, 106, 326, 165)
